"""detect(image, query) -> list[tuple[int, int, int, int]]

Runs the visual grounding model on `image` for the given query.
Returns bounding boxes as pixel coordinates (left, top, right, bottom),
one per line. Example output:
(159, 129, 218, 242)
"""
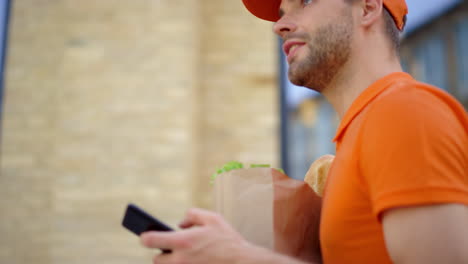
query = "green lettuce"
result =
(210, 161, 285, 184)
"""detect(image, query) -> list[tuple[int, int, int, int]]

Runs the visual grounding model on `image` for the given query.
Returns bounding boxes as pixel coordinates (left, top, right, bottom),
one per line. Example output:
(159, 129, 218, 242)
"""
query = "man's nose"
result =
(273, 17, 298, 38)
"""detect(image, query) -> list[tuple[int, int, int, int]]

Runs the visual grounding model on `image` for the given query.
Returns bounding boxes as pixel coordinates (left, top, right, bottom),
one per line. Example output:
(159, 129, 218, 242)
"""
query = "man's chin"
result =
(288, 70, 308, 88)
(288, 68, 301, 85)
(288, 66, 325, 90)
(287, 76, 304, 87)
(288, 75, 322, 93)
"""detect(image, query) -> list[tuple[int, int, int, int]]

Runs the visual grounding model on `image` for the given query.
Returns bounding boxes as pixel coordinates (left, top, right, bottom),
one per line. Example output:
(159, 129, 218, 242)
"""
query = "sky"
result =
(0, 1, 7, 70)
(0, 0, 9, 106)
(405, 0, 462, 34)
(285, 0, 464, 108)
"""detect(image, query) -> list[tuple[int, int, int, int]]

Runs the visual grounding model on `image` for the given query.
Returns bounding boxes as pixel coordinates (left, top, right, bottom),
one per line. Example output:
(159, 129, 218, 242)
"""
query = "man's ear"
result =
(359, 0, 384, 28)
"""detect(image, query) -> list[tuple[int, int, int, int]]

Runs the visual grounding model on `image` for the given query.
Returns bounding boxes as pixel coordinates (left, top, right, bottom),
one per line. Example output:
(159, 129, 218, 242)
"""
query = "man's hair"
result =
(344, 0, 405, 52)
(383, 8, 405, 52)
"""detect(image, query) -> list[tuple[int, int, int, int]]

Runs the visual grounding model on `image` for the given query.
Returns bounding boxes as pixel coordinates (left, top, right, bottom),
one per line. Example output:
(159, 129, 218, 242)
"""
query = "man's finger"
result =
(180, 208, 224, 228)
(141, 231, 189, 250)
(178, 220, 195, 229)
(152, 249, 173, 264)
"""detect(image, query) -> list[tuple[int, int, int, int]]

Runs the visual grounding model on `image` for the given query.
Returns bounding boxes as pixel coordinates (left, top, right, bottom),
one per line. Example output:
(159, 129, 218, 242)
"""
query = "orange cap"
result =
(242, 0, 408, 30)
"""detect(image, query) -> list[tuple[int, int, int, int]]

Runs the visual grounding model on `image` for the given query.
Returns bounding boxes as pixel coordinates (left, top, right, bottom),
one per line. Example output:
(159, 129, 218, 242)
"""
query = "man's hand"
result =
(140, 208, 247, 263)
(140, 208, 309, 264)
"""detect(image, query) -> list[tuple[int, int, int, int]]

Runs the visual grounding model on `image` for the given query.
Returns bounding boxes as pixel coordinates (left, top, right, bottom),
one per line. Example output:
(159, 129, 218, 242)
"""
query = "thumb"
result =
(179, 208, 224, 229)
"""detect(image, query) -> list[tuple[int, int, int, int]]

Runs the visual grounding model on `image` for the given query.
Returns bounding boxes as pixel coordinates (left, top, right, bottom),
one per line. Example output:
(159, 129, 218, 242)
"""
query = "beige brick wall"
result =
(0, 0, 278, 263)
(194, 0, 279, 208)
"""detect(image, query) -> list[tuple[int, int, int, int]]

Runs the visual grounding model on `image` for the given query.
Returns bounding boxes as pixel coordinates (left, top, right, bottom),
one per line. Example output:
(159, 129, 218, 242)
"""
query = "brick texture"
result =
(0, 0, 278, 263)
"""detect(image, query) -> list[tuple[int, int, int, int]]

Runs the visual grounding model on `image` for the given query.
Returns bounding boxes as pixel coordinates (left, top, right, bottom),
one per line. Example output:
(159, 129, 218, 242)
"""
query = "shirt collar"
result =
(333, 72, 413, 142)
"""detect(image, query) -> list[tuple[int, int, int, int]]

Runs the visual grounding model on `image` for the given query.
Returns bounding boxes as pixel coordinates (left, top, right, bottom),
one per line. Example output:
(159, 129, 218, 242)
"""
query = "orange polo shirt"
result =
(320, 72, 468, 264)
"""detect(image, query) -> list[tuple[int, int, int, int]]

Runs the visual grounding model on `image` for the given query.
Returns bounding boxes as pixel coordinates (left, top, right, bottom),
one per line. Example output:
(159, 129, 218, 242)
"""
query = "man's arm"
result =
(382, 203, 468, 264)
(140, 208, 315, 264)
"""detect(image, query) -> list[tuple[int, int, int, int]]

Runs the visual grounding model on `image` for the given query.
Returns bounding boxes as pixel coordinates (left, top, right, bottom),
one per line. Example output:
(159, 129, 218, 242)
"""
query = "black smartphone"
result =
(122, 203, 174, 253)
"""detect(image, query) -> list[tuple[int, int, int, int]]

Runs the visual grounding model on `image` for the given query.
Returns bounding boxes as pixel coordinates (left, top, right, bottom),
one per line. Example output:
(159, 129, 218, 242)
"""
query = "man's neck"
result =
(321, 48, 403, 119)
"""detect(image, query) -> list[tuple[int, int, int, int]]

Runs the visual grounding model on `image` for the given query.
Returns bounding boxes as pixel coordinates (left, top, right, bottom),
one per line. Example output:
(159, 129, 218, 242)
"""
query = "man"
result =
(141, 0, 468, 263)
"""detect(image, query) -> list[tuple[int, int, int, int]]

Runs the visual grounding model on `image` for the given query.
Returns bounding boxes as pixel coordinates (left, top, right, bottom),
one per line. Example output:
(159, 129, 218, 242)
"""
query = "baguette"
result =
(304, 155, 335, 197)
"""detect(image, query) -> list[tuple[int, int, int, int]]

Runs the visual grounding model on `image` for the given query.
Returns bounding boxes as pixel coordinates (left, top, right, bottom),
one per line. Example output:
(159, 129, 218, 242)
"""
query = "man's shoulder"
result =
(359, 78, 467, 144)
(367, 78, 466, 124)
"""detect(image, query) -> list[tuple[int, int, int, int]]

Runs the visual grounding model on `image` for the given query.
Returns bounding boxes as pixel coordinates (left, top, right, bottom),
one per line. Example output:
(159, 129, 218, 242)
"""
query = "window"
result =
(455, 16, 468, 106)
(413, 33, 448, 90)
(0, 0, 11, 117)
(402, 7, 468, 108)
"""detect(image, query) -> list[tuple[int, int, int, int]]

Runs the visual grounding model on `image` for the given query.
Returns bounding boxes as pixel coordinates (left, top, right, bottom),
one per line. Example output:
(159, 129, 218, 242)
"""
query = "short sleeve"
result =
(359, 87, 468, 221)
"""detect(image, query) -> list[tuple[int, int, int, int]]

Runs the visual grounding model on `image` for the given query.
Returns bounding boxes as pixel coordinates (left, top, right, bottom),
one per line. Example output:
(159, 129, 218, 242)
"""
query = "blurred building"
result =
(401, 0, 468, 108)
(0, 1, 279, 263)
(283, 0, 468, 179)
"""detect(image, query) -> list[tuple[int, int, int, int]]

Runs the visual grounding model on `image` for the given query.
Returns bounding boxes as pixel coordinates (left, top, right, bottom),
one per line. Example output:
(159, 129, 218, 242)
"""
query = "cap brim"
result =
(242, 0, 281, 22)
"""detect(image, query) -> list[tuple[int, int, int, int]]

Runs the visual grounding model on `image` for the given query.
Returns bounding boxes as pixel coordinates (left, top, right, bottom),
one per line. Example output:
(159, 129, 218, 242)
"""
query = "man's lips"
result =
(283, 41, 306, 62)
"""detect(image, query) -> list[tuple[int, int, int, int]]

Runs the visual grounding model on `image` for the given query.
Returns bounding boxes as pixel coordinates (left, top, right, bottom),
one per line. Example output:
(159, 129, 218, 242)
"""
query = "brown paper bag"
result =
(213, 168, 321, 262)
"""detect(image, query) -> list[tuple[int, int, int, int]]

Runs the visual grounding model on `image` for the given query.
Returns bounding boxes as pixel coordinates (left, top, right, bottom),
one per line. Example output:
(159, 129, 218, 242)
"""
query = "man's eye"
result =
(303, 0, 313, 5)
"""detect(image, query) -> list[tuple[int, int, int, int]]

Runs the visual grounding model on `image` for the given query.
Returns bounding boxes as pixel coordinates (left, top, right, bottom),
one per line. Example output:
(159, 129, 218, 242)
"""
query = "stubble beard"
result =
(288, 15, 354, 93)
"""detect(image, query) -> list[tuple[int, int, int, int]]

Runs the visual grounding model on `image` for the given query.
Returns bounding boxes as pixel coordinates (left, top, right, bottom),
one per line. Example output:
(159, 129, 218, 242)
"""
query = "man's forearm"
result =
(234, 244, 321, 264)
